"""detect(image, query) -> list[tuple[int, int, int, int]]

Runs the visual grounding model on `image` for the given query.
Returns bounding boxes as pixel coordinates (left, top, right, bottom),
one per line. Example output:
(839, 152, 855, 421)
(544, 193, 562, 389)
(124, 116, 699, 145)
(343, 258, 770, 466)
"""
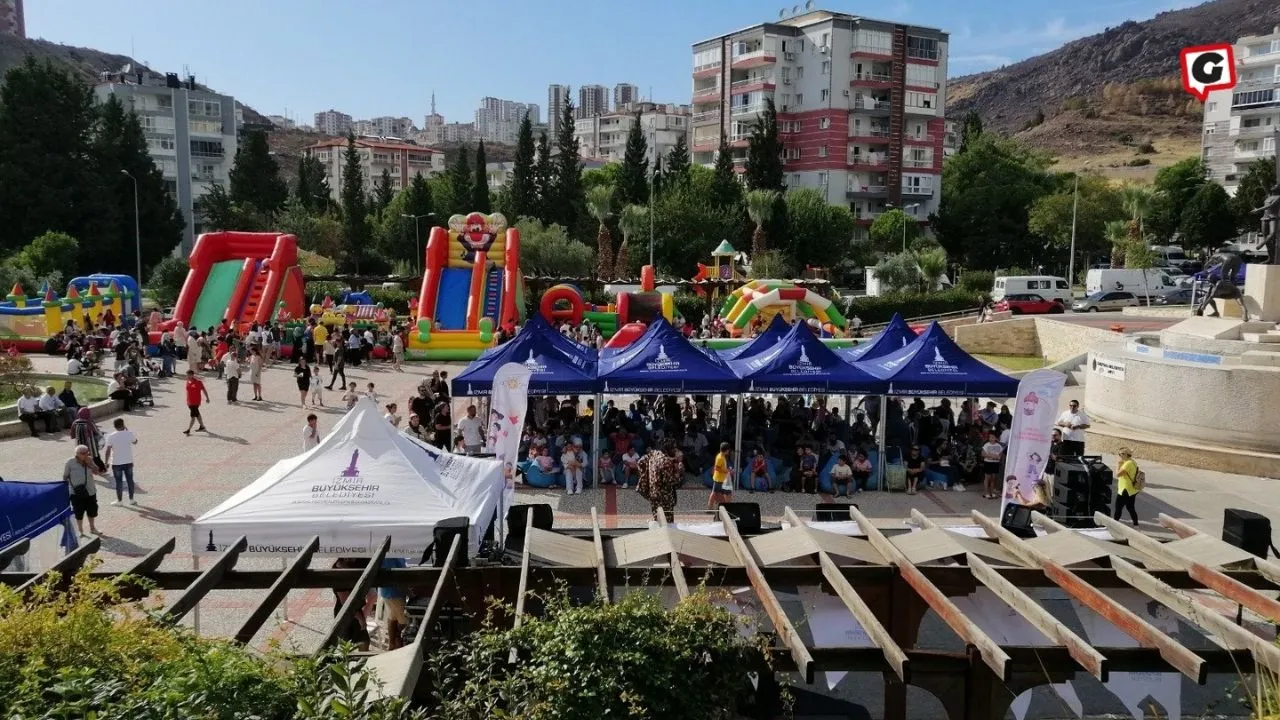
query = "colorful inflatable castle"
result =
(154, 231, 306, 341)
(537, 265, 678, 349)
(409, 212, 523, 360)
(0, 277, 138, 352)
(719, 279, 847, 337)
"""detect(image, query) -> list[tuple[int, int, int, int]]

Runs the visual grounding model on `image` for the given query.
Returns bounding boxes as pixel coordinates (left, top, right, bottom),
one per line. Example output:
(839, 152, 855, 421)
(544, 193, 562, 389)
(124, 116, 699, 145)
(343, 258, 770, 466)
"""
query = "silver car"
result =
(1071, 291, 1140, 312)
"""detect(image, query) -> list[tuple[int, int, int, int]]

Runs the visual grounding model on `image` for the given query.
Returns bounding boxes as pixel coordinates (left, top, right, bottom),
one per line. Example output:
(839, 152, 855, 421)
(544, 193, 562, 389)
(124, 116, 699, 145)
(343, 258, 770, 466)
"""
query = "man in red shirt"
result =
(183, 369, 211, 435)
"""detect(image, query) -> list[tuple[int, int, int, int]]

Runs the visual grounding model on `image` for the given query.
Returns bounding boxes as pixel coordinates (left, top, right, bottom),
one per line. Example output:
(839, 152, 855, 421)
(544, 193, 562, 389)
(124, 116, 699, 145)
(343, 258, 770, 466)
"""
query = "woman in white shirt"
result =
(980, 431, 1005, 500)
(384, 402, 403, 428)
(222, 351, 241, 403)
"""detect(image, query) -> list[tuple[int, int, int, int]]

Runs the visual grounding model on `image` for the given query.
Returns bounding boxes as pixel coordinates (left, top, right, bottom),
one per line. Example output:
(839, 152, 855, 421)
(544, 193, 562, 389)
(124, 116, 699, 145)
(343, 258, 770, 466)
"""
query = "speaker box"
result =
(721, 502, 762, 534)
(1001, 503, 1037, 539)
(815, 502, 857, 522)
(1223, 508, 1272, 558)
(1055, 460, 1090, 491)
(431, 517, 470, 568)
(506, 503, 553, 545)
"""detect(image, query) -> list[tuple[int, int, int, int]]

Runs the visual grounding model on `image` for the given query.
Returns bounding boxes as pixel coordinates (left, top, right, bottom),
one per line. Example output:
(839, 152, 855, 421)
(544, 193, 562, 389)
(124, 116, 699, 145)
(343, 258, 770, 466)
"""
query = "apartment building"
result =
(690, 8, 948, 234)
(614, 83, 639, 109)
(548, 84, 570, 137)
(314, 109, 354, 136)
(442, 122, 476, 143)
(0, 0, 24, 38)
(575, 102, 691, 164)
(1202, 26, 1280, 195)
(303, 137, 445, 204)
(95, 71, 239, 254)
(578, 84, 608, 119)
(474, 97, 540, 145)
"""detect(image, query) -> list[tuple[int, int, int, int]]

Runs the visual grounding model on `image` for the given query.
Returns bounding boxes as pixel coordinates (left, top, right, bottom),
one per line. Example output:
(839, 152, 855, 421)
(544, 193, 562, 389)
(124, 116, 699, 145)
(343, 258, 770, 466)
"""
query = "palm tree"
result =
(745, 189, 780, 260)
(1105, 220, 1129, 269)
(616, 204, 649, 278)
(915, 247, 949, 293)
(586, 185, 615, 279)
(1122, 184, 1155, 243)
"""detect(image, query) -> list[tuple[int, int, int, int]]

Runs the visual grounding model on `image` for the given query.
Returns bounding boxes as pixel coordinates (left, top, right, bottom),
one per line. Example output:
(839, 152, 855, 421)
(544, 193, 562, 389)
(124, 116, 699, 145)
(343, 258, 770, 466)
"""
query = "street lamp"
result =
(120, 170, 141, 285)
(887, 202, 920, 252)
(401, 213, 431, 275)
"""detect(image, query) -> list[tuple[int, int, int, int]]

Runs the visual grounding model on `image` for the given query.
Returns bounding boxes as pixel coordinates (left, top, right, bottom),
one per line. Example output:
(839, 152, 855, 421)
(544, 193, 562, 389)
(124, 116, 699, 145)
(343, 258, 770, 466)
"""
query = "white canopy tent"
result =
(191, 397, 503, 558)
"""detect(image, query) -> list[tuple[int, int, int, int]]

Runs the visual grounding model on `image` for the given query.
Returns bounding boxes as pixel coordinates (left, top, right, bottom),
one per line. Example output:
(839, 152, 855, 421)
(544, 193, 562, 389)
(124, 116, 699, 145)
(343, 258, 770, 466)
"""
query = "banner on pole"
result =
(1000, 369, 1067, 515)
(488, 362, 532, 526)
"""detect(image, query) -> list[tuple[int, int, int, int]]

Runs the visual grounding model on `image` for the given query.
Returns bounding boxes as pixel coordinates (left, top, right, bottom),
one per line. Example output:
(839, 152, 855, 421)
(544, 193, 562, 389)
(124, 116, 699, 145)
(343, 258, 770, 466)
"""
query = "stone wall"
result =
(1033, 318, 1118, 363)
(953, 318, 1040, 356)
(1120, 305, 1192, 318)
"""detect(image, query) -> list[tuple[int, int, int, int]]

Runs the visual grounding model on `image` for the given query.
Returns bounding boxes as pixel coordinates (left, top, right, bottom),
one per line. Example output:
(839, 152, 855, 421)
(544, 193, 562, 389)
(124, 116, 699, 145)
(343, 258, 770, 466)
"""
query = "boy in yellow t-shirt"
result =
(708, 442, 733, 511)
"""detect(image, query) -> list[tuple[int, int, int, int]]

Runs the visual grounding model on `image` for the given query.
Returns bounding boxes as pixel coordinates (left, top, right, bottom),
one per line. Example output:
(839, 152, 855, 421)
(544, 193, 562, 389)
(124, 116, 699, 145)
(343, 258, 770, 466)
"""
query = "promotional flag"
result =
(1000, 369, 1067, 516)
(488, 362, 532, 538)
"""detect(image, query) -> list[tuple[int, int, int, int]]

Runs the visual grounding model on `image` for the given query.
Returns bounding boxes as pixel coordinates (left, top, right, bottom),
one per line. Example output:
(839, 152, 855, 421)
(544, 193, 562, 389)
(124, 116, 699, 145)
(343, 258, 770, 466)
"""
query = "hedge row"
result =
(845, 288, 983, 325)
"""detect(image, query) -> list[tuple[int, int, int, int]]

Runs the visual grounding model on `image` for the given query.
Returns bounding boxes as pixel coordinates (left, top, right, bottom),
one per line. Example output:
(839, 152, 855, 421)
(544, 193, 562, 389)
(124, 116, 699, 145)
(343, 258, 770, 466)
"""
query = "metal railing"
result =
(852, 71, 892, 83)
(731, 103, 767, 116)
(851, 44, 892, 55)
(693, 61, 722, 73)
(904, 134, 935, 143)
(848, 156, 888, 166)
(846, 185, 887, 194)
(691, 109, 721, 122)
(692, 85, 719, 97)
(902, 185, 934, 195)
(852, 100, 892, 111)
(730, 76, 773, 88)
(903, 158, 934, 168)
(1231, 124, 1280, 137)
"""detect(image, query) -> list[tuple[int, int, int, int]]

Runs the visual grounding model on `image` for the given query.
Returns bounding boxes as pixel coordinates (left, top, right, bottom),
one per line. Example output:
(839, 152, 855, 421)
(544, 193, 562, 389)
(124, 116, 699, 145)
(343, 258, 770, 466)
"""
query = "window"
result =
(157, 94, 173, 110)
(796, 66, 805, 79)
(146, 137, 175, 152)
(818, 117, 830, 129)
(905, 91, 936, 109)
(188, 100, 221, 117)
(781, 66, 791, 82)
(189, 139, 223, 157)
(1206, 102, 1217, 112)
(193, 162, 217, 181)
(786, 147, 801, 160)
(821, 32, 829, 47)
(821, 60, 831, 75)
(188, 119, 221, 134)
(817, 171, 828, 186)
(906, 36, 938, 60)
(781, 92, 792, 107)
(818, 146, 828, 158)
(854, 29, 891, 53)
(820, 88, 829, 101)
(1205, 126, 1216, 135)
(1232, 89, 1275, 107)
(906, 64, 936, 87)
(795, 93, 803, 105)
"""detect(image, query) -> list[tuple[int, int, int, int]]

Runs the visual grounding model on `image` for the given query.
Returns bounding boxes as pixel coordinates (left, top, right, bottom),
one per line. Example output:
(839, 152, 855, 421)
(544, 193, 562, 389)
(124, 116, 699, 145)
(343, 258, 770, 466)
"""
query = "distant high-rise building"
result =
(577, 84, 607, 119)
(474, 97, 539, 144)
(576, 101, 690, 165)
(614, 83, 639, 110)
(1201, 26, 1280, 197)
(548, 84, 570, 137)
(303, 137, 444, 204)
(442, 122, 476, 144)
(0, 0, 24, 38)
(314, 109, 353, 136)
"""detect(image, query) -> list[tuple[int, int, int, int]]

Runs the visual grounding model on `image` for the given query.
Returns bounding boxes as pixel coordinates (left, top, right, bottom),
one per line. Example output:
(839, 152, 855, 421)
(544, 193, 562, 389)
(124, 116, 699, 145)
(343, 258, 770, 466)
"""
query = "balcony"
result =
(902, 184, 934, 196)
(850, 44, 892, 59)
(691, 109, 721, 125)
(904, 103, 939, 116)
(1234, 146, 1271, 160)
(1232, 124, 1280, 137)
(730, 75, 775, 91)
(903, 134, 935, 144)
(846, 185, 887, 199)
(731, 102, 767, 116)
(851, 98, 892, 113)
(848, 154, 888, 170)
(692, 133, 721, 151)
(907, 80, 942, 90)
(731, 50, 776, 69)
(693, 84, 719, 99)
(903, 158, 935, 169)
(851, 71, 893, 87)
(693, 61, 722, 79)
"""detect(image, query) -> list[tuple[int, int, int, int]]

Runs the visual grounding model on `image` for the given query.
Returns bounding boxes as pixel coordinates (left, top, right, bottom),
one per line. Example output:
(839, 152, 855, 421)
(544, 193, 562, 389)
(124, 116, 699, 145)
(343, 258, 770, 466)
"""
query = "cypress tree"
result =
(710, 138, 741, 210)
(664, 134, 690, 189)
(507, 114, 537, 221)
(448, 145, 473, 215)
(339, 131, 367, 273)
(959, 110, 984, 154)
(744, 97, 785, 192)
(295, 154, 331, 214)
(229, 129, 287, 215)
(372, 168, 396, 215)
(551, 100, 585, 234)
(472, 140, 491, 213)
(533, 131, 554, 225)
(617, 114, 649, 206)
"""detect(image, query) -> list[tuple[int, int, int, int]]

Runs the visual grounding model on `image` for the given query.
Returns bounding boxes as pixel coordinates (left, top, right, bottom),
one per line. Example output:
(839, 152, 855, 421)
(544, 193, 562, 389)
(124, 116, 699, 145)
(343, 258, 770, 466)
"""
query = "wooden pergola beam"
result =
(719, 505, 815, 684)
(590, 507, 610, 604)
(1092, 513, 1280, 624)
(851, 506, 1012, 682)
(1109, 555, 1280, 675)
(314, 536, 391, 654)
(18, 535, 101, 595)
(971, 511, 1207, 684)
(1158, 514, 1280, 586)
(784, 508, 909, 683)
(163, 536, 246, 623)
(656, 509, 690, 600)
(411, 534, 462, 646)
(126, 537, 176, 575)
(0, 539, 30, 572)
(513, 511, 535, 629)
(234, 537, 319, 644)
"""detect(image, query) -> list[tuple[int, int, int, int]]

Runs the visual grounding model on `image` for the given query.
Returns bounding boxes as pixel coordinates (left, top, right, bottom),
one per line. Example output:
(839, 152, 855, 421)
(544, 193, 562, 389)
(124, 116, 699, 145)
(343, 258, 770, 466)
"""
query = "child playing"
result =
(342, 382, 361, 411)
(365, 382, 380, 404)
(620, 445, 639, 489)
(749, 448, 772, 494)
(598, 451, 615, 485)
(308, 365, 324, 407)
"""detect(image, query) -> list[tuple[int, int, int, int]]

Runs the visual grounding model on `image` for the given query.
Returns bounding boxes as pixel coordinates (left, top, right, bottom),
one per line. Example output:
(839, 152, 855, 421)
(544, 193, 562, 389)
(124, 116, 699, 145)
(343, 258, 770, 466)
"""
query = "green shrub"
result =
(305, 281, 345, 304)
(366, 286, 413, 314)
(1136, 141, 1156, 154)
(1127, 158, 1152, 167)
(1062, 97, 1088, 112)
(147, 255, 189, 307)
(673, 293, 709, 326)
(958, 270, 995, 294)
(845, 287, 981, 324)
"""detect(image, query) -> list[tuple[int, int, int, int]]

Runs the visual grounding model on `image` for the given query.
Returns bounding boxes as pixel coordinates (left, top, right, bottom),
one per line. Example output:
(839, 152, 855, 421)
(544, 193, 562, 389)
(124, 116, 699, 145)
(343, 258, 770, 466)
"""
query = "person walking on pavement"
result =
(302, 413, 321, 451)
(103, 417, 139, 506)
(183, 370, 210, 435)
(248, 346, 264, 401)
(327, 340, 347, 390)
(294, 356, 311, 407)
(64, 445, 105, 536)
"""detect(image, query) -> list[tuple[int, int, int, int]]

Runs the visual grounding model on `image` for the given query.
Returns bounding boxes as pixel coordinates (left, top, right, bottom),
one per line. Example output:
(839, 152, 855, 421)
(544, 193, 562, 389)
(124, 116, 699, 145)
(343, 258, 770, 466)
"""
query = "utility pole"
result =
(649, 127, 656, 267)
(121, 170, 141, 285)
(401, 213, 430, 275)
(1068, 174, 1079, 292)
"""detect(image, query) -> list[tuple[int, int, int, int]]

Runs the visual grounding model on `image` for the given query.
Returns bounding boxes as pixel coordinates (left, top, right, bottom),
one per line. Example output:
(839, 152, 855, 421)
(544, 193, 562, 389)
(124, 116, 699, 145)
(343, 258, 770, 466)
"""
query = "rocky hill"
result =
(949, 0, 1280, 177)
(0, 32, 267, 124)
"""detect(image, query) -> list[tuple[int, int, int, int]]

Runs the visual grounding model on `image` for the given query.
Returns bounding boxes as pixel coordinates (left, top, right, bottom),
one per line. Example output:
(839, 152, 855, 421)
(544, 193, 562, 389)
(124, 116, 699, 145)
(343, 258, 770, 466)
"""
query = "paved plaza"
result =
(3, 354, 1277, 657)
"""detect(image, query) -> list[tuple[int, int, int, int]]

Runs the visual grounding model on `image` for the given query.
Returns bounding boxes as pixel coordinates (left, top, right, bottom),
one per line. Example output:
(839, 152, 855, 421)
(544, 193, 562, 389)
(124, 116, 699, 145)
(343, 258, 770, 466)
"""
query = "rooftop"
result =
(692, 8, 945, 49)
(306, 136, 440, 153)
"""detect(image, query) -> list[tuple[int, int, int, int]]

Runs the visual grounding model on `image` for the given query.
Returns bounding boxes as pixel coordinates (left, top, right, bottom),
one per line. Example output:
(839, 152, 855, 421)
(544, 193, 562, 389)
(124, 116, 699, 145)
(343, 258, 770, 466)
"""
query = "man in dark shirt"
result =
(798, 446, 819, 495)
(905, 445, 926, 495)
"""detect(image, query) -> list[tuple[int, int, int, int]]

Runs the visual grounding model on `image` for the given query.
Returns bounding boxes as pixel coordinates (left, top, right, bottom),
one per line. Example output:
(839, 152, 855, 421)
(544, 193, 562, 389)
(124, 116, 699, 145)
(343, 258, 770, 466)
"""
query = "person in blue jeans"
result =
(379, 557, 409, 649)
(103, 417, 139, 506)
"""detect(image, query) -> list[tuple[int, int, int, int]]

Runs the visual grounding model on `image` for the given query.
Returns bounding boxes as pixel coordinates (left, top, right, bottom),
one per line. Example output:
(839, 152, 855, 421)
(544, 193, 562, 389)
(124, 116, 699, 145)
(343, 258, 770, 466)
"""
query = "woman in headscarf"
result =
(404, 413, 428, 441)
(71, 407, 105, 472)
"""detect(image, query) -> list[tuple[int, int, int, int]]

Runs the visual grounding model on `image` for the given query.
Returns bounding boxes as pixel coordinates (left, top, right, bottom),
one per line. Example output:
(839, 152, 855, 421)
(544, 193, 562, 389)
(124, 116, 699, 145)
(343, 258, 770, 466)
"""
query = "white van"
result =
(1085, 268, 1175, 297)
(991, 275, 1072, 304)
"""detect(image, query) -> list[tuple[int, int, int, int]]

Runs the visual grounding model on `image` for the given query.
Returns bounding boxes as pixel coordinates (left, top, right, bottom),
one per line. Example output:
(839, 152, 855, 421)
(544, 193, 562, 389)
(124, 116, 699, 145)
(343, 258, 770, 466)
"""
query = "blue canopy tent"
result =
(0, 481, 78, 568)
(598, 318, 740, 394)
(717, 313, 791, 361)
(839, 313, 917, 362)
(452, 314, 598, 397)
(731, 321, 885, 395)
(857, 321, 1019, 397)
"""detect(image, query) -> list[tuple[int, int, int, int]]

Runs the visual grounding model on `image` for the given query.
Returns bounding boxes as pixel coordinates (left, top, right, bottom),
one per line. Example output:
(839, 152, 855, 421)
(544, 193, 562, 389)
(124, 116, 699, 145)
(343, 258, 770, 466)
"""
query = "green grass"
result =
(0, 379, 109, 419)
(975, 354, 1047, 371)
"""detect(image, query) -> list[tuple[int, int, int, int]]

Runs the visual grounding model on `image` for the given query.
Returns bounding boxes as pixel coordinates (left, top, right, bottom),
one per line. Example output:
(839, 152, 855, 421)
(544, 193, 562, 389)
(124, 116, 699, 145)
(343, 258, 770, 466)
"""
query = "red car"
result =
(994, 293, 1065, 315)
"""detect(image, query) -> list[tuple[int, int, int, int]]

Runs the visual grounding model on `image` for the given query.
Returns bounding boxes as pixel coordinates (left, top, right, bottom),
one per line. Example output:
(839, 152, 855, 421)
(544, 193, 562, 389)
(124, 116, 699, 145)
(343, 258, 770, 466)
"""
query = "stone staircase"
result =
(1067, 359, 1088, 387)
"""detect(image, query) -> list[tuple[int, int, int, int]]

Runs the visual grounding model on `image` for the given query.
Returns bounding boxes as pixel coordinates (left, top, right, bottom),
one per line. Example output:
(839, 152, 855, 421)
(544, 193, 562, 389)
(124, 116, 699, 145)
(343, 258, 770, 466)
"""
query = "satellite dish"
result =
(805, 0, 815, 9)
(779, 8, 786, 17)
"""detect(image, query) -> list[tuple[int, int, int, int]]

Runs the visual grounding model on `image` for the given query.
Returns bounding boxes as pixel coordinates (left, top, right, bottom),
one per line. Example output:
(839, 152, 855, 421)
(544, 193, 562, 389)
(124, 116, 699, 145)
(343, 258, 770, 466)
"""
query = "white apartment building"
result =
(691, 9, 948, 234)
(1202, 26, 1280, 195)
(303, 137, 445, 204)
(314, 109, 353, 136)
(95, 70, 239, 254)
(370, 116, 415, 137)
(578, 84, 608, 119)
(614, 83, 639, 109)
(548, 84, 570, 137)
(575, 102, 691, 165)
(442, 122, 476, 143)
(474, 97, 540, 145)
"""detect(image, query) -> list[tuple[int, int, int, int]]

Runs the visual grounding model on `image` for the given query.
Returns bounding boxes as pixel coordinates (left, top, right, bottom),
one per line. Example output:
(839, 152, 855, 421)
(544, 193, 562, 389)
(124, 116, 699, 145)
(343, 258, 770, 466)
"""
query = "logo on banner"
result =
(522, 349, 547, 373)
(646, 344, 681, 371)
(1180, 43, 1237, 101)
(787, 346, 823, 375)
(923, 346, 960, 374)
(1020, 391, 1040, 416)
(310, 449, 381, 501)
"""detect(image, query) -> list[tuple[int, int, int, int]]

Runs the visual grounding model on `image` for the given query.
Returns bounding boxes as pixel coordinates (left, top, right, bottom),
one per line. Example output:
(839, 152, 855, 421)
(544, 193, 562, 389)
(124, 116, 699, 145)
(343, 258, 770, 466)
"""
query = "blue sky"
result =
(29, 0, 1199, 125)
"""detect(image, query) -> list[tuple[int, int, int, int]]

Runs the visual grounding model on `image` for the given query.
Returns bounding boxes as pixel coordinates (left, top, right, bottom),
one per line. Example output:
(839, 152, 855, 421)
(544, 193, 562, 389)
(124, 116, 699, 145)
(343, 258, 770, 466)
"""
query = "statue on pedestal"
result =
(1262, 183, 1280, 265)
(1195, 251, 1248, 320)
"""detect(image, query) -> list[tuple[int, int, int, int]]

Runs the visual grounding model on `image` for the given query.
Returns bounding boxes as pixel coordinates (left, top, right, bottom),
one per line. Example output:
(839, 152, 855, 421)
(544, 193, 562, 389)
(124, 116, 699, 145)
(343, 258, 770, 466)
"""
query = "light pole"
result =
(1068, 174, 1079, 291)
(888, 202, 920, 252)
(121, 170, 141, 284)
(649, 127, 657, 267)
(401, 213, 431, 275)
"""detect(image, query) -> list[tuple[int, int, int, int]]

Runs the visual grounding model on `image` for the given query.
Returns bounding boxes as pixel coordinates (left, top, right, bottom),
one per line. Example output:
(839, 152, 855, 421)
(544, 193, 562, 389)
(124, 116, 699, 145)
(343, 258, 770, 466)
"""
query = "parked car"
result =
(994, 293, 1064, 315)
(1154, 287, 1194, 306)
(1071, 291, 1141, 312)
(1085, 268, 1177, 296)
(991, 275, 1072, 305)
